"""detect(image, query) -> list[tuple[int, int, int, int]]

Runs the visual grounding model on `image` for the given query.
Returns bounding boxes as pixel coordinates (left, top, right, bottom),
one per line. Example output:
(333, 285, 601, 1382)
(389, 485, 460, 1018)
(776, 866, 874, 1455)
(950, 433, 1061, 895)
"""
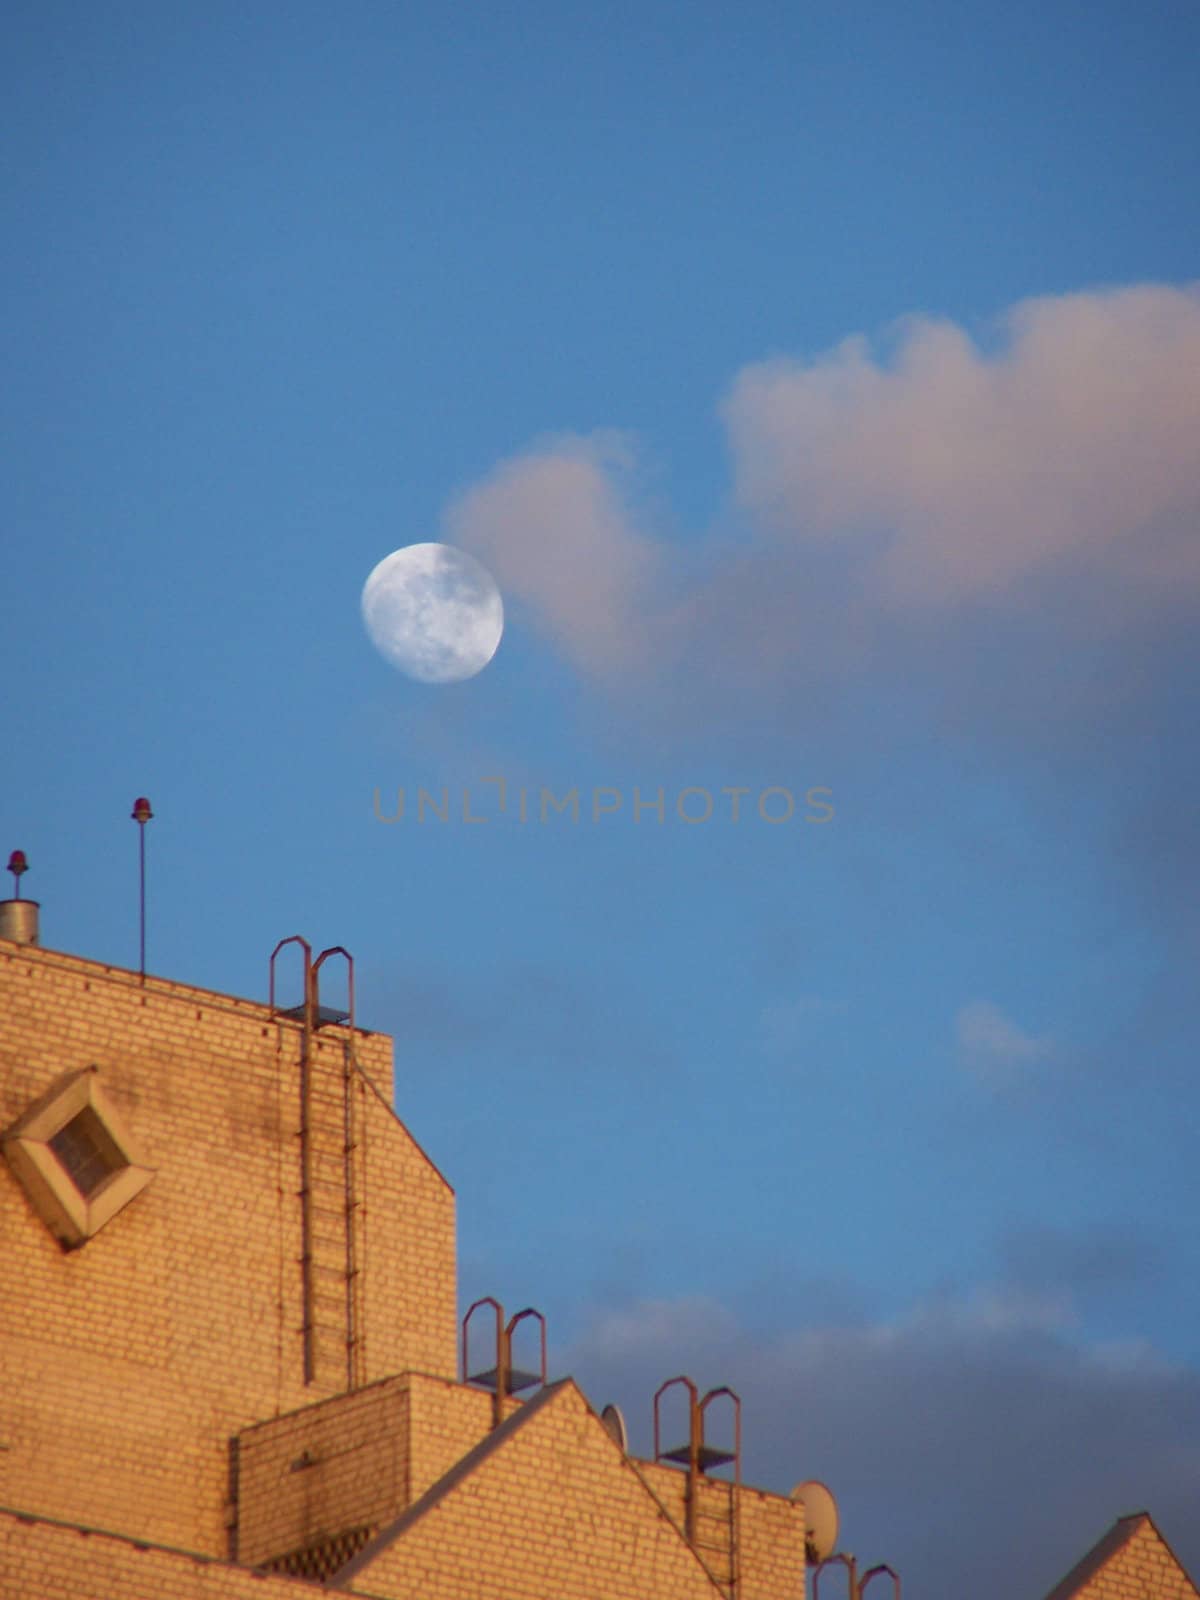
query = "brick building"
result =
(0, 917, 811, 1599)
(1040, 1513, 1199, 1600)
(2, 913, 1195, 1600)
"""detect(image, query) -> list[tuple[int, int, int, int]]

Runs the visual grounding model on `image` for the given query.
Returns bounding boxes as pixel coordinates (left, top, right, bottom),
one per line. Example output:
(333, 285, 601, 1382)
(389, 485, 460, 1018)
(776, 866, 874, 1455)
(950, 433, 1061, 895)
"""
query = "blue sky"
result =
(4, 3, 1199, 1595)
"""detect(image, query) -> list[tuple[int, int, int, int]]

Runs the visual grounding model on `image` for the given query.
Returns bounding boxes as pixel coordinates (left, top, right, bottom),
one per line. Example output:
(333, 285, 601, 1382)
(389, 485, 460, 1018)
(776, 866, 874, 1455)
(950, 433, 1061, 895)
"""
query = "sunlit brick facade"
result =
(0, 932, 807, 1599)
(4, 933, 1194, 1600)
(1040, 1513, 1199, 1600)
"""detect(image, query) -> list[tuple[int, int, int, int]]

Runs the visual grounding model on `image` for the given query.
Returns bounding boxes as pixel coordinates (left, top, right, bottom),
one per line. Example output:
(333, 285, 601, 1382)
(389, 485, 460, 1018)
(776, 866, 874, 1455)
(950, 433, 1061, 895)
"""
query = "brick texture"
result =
(341, 1380, 728, 1600)
(1043, 1514, 1200, 1600)
(0, 1507, 395, 1600)
(634, 1459, 806, 1600)
(0, 934, 892, 1600)
(0, 941, 455, 1558)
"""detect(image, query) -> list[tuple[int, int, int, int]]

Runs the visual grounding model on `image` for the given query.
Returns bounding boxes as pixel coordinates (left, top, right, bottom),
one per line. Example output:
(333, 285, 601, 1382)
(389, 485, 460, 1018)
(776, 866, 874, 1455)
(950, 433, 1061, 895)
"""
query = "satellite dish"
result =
(791, 1479, 839, 1563)
(600, 1404, 629, 1453)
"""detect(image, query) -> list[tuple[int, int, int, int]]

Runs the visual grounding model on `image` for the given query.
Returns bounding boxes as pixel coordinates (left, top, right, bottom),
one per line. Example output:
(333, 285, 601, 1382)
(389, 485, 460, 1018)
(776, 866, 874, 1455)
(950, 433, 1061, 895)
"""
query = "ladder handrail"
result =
(313, 944, 355, 1032)
(861, 1564, 901, 1600)
(652, 1374, 699, 1462)
(269, 934, 313, 1016)
(699, 1384, 742, 1476)
(505, 1306, 547, 1387)
(814, 1553, 856, 1600)
(461, 1295, 504, 1384)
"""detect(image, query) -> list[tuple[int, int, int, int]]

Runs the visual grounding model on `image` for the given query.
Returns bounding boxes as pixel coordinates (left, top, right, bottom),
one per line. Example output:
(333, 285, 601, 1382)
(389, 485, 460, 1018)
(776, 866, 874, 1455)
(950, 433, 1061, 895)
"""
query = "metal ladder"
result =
(270, 938, 362, 1392)
(654, 1377, 742, 1598)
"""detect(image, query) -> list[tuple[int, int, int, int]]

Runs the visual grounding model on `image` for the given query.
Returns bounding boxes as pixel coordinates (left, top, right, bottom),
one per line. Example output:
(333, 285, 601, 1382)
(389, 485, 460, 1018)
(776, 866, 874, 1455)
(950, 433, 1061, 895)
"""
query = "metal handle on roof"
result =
(814, 1552, 900, 1600)
(654, 1376, 702, 1539)
(814, 1552, 856, 1600)
(505, 1306, 547, 1389)
(699, 1384, 742, 1476)
(654, 1375, 742, 1554)
(462, 1298, 548, 1429)
(652, 1375, 699, 1463)
(860, 1564, 901, 1600)
(462, 1295, 504, 1382)
(314, 945, 355, 1033)
(269, 935, 314, 1016)
(463, 1296, 506, 1428)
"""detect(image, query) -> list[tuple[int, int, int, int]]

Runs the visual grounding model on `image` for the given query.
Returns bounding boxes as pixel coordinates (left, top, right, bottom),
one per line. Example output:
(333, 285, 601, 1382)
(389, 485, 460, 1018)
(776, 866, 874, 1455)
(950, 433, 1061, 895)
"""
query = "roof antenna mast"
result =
(131, 797, 153, 982)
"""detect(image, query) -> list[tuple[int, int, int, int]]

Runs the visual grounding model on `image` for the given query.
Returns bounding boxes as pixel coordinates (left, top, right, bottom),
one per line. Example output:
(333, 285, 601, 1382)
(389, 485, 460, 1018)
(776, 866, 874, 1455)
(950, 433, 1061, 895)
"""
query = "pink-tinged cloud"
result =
(725, 283, 1200, 614)
(445, 434, 660, 680)
(443, 284, 1200, 699)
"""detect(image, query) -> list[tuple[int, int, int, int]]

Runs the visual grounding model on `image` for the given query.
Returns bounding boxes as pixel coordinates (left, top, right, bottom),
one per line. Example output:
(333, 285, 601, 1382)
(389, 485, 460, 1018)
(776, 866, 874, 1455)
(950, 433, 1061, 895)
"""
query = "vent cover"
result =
(262, 1524, 375, 1582)
(1, 1067, 155, 1248)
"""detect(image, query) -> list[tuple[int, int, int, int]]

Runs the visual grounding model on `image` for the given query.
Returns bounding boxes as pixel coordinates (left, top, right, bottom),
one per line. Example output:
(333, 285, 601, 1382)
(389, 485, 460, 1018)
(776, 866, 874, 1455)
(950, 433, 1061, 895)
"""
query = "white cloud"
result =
(578, 1294, 739, 1359)
(725, 283, 1200, 614)
(445, 432, 660, 680)
(440, 283, 1200, 706)
(919, 1282, 1076, 1338)
(956, 999, 1053, 1086)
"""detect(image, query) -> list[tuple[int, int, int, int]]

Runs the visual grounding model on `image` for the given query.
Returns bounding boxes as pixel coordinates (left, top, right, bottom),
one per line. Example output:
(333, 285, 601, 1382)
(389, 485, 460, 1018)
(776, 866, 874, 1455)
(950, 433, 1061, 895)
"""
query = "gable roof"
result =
(1042, 1512, 1200, 1600)
(332, 1380, 569, 1583)
(330, 1378, 724, 1600)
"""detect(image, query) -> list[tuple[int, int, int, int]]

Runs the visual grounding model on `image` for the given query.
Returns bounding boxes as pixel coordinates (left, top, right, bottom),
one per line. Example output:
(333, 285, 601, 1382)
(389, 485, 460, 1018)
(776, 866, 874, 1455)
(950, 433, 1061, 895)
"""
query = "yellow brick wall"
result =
(1, 938, 815, 1600)
(235, 1373, 805, 1600)
(346, 1381, 724, 1600)
(235, 1376, 410, 1567)
(354, 1089, 457, 1388)
(632, 1457, 806, 1600)
(1070, 1518, 1199, 1600)
(735, 1485, 806, 1600)
(0, 1508, 382, 1600)
(235, 1371, 526, 1570)
(407, 1372, 520, 1500)
(0, 940, 456, 1558)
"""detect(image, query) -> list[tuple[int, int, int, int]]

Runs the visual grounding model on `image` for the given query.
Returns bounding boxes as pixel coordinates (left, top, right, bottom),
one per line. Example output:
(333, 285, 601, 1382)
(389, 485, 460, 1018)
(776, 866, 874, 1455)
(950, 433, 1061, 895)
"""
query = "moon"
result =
(361, 543, 504, 684)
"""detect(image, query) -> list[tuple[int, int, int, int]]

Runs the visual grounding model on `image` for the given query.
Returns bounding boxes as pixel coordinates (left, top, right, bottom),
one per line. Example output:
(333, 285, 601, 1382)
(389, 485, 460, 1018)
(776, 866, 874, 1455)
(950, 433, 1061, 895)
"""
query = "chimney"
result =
(0, 850, 39, 946)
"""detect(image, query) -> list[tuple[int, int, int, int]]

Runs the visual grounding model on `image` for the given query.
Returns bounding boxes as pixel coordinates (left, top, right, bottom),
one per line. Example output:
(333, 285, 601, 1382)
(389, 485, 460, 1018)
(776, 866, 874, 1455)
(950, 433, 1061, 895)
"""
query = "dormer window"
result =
(2, 1067, 154, 1248)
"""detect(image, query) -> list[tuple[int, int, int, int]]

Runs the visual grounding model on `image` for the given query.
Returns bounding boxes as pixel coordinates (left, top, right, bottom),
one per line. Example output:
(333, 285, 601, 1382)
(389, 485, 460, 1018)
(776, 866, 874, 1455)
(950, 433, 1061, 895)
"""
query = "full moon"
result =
(360, 543, 504, 684)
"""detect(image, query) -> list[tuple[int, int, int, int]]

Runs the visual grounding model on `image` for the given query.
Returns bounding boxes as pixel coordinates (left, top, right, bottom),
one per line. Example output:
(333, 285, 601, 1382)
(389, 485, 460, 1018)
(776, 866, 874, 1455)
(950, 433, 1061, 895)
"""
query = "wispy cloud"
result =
(956, 999, 1054, 1087)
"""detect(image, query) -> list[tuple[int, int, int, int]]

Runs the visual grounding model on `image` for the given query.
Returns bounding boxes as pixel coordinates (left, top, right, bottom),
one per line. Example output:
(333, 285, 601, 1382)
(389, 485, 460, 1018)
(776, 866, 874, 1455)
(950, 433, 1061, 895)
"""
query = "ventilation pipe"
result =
(0, 850, 39, 945)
